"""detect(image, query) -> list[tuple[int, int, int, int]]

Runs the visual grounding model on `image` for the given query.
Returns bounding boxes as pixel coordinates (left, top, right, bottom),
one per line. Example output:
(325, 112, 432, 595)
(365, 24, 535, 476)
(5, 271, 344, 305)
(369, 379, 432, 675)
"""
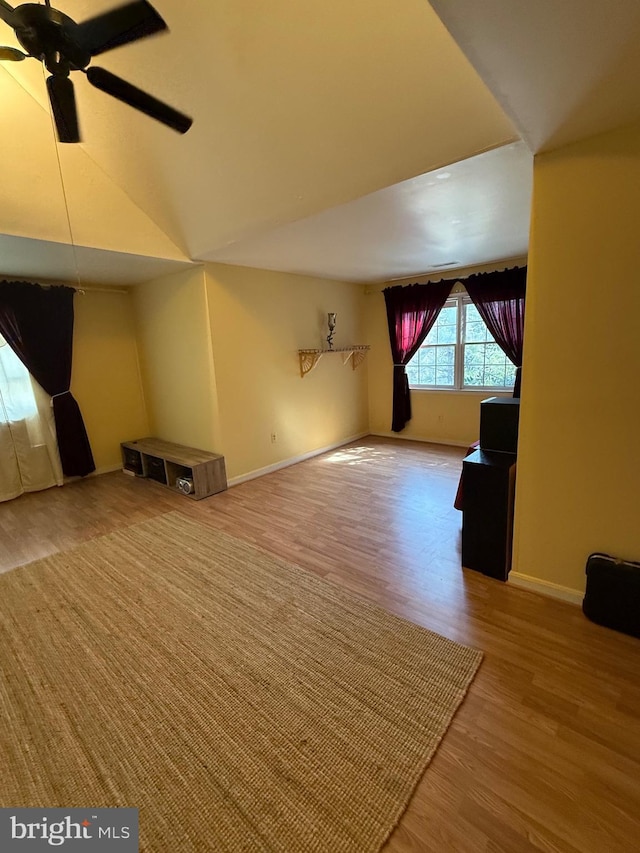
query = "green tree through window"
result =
(406, 295, 516, 390)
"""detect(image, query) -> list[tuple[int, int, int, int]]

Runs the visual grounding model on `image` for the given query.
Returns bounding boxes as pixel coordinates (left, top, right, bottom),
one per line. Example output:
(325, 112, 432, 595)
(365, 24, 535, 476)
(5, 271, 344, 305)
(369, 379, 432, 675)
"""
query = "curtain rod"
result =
(385, 257, 527, 286)
(2, 281, 129, 296)
(74, 285, 130, 295)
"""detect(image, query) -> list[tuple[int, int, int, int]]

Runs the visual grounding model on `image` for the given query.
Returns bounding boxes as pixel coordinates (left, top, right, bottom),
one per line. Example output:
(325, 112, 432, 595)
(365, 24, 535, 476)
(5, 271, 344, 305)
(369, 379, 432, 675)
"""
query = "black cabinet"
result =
(461, 449, 516, 581)
(479, 397, 520, 454)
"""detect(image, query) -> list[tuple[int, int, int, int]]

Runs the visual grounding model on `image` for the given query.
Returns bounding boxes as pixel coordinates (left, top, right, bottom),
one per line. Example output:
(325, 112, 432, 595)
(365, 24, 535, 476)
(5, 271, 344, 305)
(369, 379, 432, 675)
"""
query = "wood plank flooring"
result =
(1, 436, 638, 852)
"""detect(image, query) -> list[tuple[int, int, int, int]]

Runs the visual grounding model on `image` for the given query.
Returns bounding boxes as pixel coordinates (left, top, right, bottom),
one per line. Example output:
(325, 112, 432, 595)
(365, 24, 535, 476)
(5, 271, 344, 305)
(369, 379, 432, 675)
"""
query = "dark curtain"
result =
(383, 280, 453, 432)
(464, 266, 527, 397)
(0, 280, 95, 477)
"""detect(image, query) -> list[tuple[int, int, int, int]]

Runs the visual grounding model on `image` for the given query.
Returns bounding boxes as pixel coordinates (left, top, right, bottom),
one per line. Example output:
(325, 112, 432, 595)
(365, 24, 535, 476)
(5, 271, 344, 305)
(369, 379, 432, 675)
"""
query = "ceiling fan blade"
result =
(77, 0, 167, 57)
(0, 46, 25, 60)
(86, 67, 192, 134)
(0, 0, 16, 28)
(46, 75, 81, 143)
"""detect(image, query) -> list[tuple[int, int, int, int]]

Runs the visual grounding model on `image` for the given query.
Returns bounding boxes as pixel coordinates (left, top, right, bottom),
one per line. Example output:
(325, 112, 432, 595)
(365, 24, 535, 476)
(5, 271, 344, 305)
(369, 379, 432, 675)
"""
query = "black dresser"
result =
(461, 397, 519, 581)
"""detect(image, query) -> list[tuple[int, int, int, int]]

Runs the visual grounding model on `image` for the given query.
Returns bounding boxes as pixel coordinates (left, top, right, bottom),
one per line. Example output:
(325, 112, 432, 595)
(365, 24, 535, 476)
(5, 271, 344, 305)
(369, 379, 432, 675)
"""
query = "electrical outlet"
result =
(270, 432, 277, 443)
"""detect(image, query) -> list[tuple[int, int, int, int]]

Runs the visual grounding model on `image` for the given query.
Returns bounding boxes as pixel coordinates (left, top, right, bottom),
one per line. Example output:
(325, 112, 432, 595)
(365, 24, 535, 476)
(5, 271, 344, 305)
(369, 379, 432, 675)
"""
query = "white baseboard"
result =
(508, 572, 584, 605)
(94, 464, 123, 477)
(228, 432, 370, 487)
(63, 463, 121, 485)
(369, 431, 471, 449)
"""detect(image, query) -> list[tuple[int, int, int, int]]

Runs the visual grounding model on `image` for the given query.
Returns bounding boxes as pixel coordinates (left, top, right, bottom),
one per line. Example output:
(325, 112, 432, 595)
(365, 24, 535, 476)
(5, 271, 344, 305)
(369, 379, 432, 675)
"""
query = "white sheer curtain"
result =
(0, 334, 63, 502)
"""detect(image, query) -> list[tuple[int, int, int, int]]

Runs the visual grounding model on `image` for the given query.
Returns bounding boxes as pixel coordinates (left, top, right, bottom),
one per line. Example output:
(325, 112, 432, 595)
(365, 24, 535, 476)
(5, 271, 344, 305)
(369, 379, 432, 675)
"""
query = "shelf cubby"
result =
(121, 437, 227, 500)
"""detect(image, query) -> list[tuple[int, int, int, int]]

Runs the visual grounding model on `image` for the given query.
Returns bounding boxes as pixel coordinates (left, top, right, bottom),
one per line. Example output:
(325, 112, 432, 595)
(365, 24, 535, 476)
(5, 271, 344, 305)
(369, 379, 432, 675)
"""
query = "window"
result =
(0, 334, 39, 422)
(406, 293, 516, 391)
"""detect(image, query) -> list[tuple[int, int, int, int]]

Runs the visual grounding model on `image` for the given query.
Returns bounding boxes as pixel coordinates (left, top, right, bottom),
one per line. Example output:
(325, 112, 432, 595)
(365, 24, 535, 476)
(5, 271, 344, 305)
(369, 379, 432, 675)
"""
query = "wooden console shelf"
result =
(298, 346, 370, 378)
(121, 437, 227, 500)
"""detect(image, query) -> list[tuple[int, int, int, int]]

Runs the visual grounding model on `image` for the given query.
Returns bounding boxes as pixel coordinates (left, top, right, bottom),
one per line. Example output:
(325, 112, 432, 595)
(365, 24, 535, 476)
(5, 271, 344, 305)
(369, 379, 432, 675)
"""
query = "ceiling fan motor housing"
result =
(14, 3, 90, 72)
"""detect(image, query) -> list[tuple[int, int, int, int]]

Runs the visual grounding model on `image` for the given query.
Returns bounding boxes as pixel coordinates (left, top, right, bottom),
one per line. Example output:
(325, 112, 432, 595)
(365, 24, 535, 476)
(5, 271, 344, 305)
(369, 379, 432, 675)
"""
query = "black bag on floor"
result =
(583, 553, 640, 638)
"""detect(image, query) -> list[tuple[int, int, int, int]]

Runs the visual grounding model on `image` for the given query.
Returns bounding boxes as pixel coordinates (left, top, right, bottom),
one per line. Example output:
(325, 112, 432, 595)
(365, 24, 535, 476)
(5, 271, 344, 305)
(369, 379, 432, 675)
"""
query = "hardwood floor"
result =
(1, 436, 639, 852)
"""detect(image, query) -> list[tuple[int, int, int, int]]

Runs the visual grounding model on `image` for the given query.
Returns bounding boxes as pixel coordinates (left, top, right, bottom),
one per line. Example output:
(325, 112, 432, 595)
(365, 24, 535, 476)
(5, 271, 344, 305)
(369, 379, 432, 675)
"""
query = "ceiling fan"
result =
(0, 0, 192, 142)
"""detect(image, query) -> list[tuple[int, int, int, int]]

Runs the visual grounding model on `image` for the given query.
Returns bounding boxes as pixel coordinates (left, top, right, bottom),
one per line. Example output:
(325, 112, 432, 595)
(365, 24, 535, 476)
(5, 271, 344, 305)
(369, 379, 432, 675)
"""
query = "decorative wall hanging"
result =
(326, 312, 337, 350)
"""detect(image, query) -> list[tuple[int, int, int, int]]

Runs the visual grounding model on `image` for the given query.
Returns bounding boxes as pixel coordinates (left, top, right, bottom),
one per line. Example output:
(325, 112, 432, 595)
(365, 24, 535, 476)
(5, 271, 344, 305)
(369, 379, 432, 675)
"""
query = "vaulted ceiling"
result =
(1, 0, 639, 285)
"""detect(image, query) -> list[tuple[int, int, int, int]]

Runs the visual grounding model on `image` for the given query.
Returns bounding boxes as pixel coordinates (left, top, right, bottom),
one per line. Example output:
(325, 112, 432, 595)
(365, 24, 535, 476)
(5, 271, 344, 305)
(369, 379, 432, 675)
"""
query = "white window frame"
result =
(407, 293, 516, 392)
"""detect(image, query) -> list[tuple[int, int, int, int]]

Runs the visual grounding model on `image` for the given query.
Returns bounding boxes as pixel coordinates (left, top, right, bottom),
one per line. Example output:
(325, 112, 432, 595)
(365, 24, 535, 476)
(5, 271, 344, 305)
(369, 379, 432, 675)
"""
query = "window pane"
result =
(464, 343, 485, 366)
(439, 306, 457, 326)
(438, 346, 454, 365)
(425, 302, 458, 345)
(436, 322, 456, 344)
(463, 369, 485, 387)
(435, 365, 454, 386)
(406, 363, 420, 385)
(465, 303, 482, 323)
(485, 342, 506, 364)
(463, 343, 515, 388)
(486, 368, 505, 386)
(434, 345, 455, 386)
(496, 359, 516, 388)
(501, 362, 517, 387)
(463, 303, 490, 343)
(407, 341, 448, 386)
(419, 366, 436, 386)
(416, 346, 435, 366)
(464, 344, 486, 386)
(434, 345, 455, 367)
(0, 337, 38, 421)
(465, 320, 489, 343)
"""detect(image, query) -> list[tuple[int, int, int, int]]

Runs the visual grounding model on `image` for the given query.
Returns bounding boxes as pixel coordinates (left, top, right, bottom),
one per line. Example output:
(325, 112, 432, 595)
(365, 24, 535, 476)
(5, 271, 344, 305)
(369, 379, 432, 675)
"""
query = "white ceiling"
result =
(1, 0, 639, 286)
(429, 0, 640, 153)
(0, 234, 195, 286)
(205, 142, 532, 282)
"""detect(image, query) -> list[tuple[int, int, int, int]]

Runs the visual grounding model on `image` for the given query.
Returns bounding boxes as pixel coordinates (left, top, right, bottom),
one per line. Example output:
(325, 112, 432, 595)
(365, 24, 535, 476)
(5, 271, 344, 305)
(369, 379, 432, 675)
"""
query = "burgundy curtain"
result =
(464, 266, 527, 397)
(0, 280, 95, 477)
(383, 281, 453, 432)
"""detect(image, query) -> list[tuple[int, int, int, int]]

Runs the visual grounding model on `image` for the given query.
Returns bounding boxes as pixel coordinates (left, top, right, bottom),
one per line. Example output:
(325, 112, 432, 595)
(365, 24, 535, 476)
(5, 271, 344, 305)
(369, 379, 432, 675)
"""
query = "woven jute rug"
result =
(0, 511, 482, 852)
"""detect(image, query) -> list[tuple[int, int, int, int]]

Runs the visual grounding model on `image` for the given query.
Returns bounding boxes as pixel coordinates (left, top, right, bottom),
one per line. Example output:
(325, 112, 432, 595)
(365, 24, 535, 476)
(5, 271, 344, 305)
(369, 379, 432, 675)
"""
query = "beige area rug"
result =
(0, 512, 482, 852)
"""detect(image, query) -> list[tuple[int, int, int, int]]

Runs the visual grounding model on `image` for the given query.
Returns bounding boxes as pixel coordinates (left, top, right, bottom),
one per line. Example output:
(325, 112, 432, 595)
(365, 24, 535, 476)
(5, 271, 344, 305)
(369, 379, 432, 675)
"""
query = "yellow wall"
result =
(205, 263, 368, 481)
(512, 121, 640, 595)
(132, 267, 222, 454)
(365, 284, 510, 447)
(71, 290, 149, 472)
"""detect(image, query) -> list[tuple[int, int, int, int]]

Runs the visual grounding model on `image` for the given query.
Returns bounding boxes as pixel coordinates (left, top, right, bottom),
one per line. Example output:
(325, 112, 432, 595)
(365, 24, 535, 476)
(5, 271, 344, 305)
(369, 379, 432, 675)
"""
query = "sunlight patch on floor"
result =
(320, 445, 396, 465)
